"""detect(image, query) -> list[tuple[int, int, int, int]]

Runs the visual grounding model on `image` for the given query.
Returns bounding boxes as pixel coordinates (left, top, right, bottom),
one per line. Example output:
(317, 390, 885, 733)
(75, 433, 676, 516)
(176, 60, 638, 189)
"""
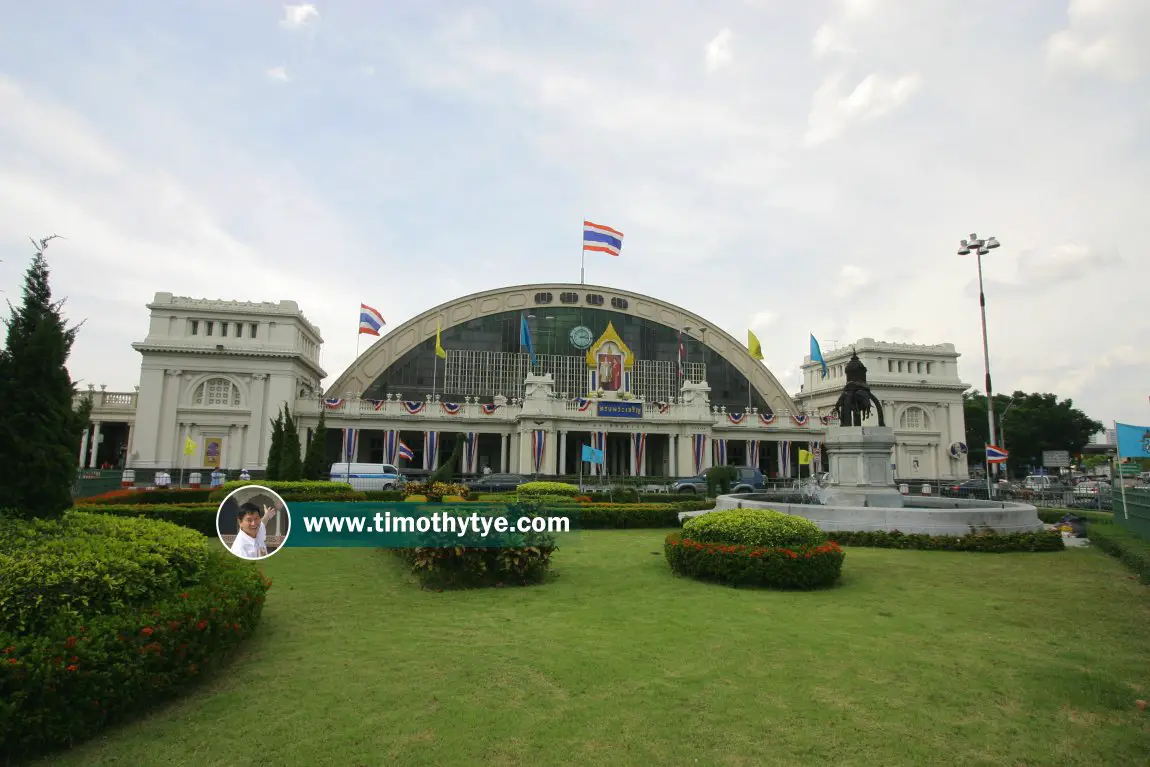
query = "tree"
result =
(279, 405, 303, 481)
(302, 406, 328, 480)
(963, 390, 1102, 477)
(429, 434, 465, 483)
(265, 407, 284, 480)
(0, 242, 89, 519)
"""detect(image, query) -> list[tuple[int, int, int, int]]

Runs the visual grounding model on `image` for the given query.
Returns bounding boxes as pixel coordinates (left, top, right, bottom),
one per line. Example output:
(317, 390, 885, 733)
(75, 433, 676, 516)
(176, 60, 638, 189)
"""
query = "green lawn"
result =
(41, 531, 1149, 766)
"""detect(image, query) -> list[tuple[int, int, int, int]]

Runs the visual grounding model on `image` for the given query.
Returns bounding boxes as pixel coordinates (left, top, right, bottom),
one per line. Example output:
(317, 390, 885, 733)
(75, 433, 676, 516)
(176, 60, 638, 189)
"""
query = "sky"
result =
(0, 0, 1147, 427)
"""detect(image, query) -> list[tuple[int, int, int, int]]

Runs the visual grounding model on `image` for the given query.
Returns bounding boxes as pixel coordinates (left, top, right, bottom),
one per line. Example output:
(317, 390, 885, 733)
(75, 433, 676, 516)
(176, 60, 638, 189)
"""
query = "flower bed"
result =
(0, 513, 270, 763)
(75, 487, 214, 505)
(824, 529, 1065, 552)
(401, 481, 470, 502)
(207, 481, 367, 503)
(667, 509, 844, 589)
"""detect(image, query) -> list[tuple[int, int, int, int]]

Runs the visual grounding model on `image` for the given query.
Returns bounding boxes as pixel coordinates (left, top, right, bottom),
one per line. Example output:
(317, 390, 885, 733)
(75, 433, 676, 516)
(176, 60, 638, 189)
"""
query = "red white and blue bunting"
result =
(441, 401, 462, 415)
(402, 401, 425, 415)
(654, 401, 671, 414)
(713, 438, 728, 466)
(791, 414, 809, 427)
(368, 399, 385, 411)
(423, 431, 439, 471)
(462, 431, 479, 474)
(632, 432, 646, 473)
(532, 430, 547, 474)
(759, 412, 776, 426)
(384, 430, 399, 464)
(810, 441, 822, 472)
(746, 439, 760, 469)
(324, 398, 344, 410)
(692, 433, 707, 474)
(574, 398, 593, 412)
(778, 439, 792, 477)
(342, 428, 358, 461)
(591, 431, 607, 476)
(727, 412, 745, 425)
(819, 414, 835, 425)
(481, 403, 501, 415)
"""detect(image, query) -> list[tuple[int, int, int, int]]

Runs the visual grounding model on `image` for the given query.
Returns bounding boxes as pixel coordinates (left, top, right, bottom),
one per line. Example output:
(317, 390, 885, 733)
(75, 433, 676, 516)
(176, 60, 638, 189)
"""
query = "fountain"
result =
(681, 351, 1044, 535)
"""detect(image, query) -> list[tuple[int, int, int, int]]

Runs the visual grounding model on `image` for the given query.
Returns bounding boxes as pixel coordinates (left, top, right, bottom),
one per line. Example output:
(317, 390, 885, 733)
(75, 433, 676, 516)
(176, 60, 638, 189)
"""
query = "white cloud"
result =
(0, 74, 120, 174)
(812, 24, 854, 58)
(267, 65, 290, 82)
(749, 311, 777, 330)
(1047, 0, 1150, 80)
(804, 71, 922, 146)
(281, 4, 320, 29)
(832, 264, 872, 299)
(705, 29, 734, 73)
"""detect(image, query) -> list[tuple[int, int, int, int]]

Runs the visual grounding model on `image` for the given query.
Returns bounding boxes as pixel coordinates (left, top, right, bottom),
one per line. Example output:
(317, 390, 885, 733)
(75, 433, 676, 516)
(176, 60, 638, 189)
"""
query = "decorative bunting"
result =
(423, 431, 439, 471)
(591, 431, 607, 475)
(692, 433, 706, 474)
(368, 399, 385, 411)
(532, 430, 547, 474)
(713, 438, 728, 466)
(759, 412, 776, 426)
(810, 441, 822, 472)
(632, 433, 646, 474)
(819, 414, 836, 425)
(654, 401, 671, 414)
(384, 430, 399, 464)
(727, 412, 745, 425)
(746, 439, 760, 469)
(342, 428, 358, 461)
(481, 403, 501, 415)
(574, 397, 593, 412)
(791, 414, 809, 427)
(462, 431, 479, 473)
(323, 398, 345, 410)
(402, 401, 425, 415)
(778, 439, 792, 477)
(441, 402, 462, 415)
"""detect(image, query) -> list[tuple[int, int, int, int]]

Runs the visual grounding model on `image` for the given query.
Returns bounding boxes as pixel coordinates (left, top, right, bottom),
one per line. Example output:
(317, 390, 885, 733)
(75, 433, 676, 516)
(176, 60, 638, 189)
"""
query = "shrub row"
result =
(822, 529, 1066, 552)
(76, 504, 221, 536)
(0, 513, 211, 634)
(75, 488, 214, 505)
(1037, 508, 1113, 525)
(664, 532, 845, 589)
(1088, 523, 1150, 584)
(517, 481, 579, 497)
(208, 481, 364, 502)
(0, 548, 270, 764)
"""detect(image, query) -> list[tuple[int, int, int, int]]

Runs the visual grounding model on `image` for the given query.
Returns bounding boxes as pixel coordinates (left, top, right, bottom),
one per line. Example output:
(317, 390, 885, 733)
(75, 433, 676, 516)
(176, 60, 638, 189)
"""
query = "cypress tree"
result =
(280, 405, 303, 480)
(265, 407, 284, 481)
(302, 407, 327, 480)
(0, 246, 89, 519)
(429, 434, 465, 483)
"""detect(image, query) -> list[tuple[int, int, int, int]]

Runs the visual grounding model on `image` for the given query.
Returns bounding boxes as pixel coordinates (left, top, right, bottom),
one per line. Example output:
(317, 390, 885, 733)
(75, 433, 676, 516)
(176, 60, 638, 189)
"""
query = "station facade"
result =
(77, 284, 973, 482)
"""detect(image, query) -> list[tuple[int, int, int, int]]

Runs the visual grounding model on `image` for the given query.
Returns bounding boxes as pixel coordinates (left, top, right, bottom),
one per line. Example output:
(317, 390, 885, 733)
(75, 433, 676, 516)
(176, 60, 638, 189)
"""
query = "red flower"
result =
(64, 636, 77, 649)
(196, 620, 208, 631)
(6, 658, 17, 665)
(66, 664, 78, 672)
(2, 646, 13, 654)
(140, 627, 154, 637)
(179, 592, 189, 599)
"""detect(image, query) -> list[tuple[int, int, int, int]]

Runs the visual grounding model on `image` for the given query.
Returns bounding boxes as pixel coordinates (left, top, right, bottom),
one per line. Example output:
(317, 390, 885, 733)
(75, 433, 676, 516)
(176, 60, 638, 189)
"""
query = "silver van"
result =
(329, 462, 406, 491)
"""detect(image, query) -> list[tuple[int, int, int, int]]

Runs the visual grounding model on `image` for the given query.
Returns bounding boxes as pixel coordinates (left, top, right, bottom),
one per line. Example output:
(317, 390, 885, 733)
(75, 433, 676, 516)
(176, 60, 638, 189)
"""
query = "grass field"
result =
(41, 531, 1150, 766)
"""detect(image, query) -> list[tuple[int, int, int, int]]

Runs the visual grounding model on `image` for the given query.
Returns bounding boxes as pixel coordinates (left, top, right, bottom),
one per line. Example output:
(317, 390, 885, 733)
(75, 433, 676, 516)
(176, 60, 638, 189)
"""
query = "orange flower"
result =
(66, 664, 78, 672)
(140, 627, 154, 637)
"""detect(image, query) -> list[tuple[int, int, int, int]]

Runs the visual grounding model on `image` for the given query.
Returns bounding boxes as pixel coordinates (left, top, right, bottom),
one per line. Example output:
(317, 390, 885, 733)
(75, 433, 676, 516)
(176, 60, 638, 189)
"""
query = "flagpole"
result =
(1115, 420, 1128, 520)
(580, 217, 586, 284)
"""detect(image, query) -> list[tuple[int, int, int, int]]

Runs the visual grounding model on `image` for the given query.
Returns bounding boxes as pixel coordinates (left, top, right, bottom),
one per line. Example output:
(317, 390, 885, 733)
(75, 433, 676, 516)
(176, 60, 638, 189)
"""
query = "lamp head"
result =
(957, 239, 971, 256)
(985, 237, 1000, 249)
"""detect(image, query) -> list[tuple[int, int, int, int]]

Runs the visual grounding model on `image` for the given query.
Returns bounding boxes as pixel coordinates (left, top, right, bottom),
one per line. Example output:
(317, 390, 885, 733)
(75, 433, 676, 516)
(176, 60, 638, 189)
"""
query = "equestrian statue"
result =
(831, 350, 886, 427)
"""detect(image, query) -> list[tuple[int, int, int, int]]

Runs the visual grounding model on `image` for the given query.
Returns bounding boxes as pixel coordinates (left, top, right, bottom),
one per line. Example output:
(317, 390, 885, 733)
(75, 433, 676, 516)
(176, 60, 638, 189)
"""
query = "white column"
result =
(238, 426, 248, 470)
(88, 421, 102, 468)
(558, 430, 567, 475)
(629, 434, 638, 476)
(669, 434, 677, 477)
(510, 432, 520, 473)
(499, 433, 508, 472)
(78, 428, 90, 468)
(703, 433, 712, 471)
(125, 423, 135, 468)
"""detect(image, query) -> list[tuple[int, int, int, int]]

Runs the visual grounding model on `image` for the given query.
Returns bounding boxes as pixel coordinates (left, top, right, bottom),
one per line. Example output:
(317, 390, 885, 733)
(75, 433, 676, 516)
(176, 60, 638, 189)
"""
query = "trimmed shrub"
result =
(517, 481, 579, 497)
(209, 481, 364, 503)
(824, 529, 1065, 552)
(665, 532, 844, 590)
(75, 488, 213, 506)
(1037, 509, 1113, 525)
(0, 549, 269, 763)
(0, 513, 210, 634)
(705, 466, 738, 497)
(78, 504, 218, 536)
(402, 482, 469, 502)
(1088, 523, 1150, 584)
(683, 508, 826, 549)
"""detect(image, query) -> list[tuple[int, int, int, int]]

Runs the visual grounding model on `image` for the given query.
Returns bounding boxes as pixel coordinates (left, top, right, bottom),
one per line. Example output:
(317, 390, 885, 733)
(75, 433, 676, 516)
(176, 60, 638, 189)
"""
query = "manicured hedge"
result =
(664, 532, 845, 590)
(78, 504, 219, 536)
(208, 481, 366, 503)
(823, 529, 1065, 552)
(517, 481, 580, 497)
(1088, 523, 1150, 584)
(0, 514, 271, 763)
(683, 508, 826, 549)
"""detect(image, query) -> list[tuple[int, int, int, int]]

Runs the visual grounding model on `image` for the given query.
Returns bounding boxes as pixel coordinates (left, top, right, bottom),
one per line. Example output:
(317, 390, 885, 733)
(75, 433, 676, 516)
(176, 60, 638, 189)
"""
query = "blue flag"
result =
(520, 313, 536, 365)
(810, 334, 827, 378)
(1116, 422, 1150, 458)
(581, 445, 604, 464)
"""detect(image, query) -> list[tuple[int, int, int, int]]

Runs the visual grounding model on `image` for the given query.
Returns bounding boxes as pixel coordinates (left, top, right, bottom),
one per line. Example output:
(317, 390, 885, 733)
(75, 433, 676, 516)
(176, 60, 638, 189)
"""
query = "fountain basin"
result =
(681, 493, 1044, 536)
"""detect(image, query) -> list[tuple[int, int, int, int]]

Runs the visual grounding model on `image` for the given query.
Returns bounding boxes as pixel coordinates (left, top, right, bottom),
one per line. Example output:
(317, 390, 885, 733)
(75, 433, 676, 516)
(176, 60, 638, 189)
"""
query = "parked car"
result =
(328, 462, 406, 491)
(1073, 480, 1111, 499)
(944, 479, 991, 499)
(1023, 475, 1063, 492)
(672, 467, 765, 494)
(465, 473, 527, 493)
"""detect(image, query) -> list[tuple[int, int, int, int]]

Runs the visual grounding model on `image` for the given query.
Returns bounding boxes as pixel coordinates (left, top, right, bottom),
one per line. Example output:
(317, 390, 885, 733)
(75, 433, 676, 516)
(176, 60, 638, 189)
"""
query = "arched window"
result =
(193, 377, 241, 407)
(900, 406, 928, 430)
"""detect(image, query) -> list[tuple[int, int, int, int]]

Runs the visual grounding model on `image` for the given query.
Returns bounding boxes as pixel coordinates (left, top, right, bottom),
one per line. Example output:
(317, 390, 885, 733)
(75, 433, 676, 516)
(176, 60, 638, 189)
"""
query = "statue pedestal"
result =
(823, 426, 904, 508)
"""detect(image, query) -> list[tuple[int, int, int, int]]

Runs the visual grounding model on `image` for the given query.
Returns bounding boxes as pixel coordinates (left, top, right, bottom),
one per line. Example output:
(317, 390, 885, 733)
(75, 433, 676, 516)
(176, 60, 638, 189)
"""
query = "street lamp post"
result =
(958, 233, 1001, 496)
(999, 396, 1018, 478)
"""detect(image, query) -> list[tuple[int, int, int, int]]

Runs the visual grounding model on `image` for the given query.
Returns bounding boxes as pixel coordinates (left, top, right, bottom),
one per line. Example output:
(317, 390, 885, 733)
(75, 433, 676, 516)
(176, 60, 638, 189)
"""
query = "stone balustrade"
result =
(74, 387, 138, 412)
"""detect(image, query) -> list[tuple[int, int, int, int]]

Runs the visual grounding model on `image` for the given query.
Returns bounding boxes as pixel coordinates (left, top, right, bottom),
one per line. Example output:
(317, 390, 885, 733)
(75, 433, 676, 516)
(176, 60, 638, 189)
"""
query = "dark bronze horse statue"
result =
(831, 350, 886, 427)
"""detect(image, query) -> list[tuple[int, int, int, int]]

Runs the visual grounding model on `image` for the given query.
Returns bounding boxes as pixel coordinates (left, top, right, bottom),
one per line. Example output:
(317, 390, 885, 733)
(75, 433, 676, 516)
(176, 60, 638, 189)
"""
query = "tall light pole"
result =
(958, 233, 1001, 494)
(999, 395, 1018, 476)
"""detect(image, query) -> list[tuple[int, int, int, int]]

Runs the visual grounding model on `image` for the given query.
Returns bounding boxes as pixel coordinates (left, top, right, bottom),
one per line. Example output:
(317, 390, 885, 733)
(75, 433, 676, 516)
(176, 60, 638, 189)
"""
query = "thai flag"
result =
(359, 303, 385, 336)
(677, 330, 686, 378)
(397, 441, 415, 462)
(986, 444, 1009, 463)
(583, 220, 624, 257)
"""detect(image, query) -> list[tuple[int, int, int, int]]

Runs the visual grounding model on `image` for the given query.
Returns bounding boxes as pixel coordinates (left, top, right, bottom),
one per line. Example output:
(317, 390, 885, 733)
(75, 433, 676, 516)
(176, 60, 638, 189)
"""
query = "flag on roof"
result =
(359, 304, 385, 336)
(583, 220, 624, 257)
(985, 444, 1009, 463)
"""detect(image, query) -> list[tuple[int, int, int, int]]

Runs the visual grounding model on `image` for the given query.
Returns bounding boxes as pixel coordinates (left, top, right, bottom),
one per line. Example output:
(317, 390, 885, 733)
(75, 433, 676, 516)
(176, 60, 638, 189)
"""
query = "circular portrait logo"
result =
(216, 485, 292, 561)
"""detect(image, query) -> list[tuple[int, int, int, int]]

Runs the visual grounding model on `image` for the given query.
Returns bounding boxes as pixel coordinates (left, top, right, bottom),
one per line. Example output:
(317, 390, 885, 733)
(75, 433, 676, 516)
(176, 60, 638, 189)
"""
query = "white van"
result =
(329, 462, 405, 491)
(1023, 475, 1058, 491)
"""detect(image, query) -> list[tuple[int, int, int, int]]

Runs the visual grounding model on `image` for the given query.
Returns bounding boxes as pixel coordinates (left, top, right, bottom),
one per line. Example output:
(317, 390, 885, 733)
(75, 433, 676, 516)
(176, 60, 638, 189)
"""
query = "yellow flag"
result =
(183, 437, 197, 456)
(798, 449, 812, 466)
(747, 329, 764, 361)
(435, 319, 447, 359)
